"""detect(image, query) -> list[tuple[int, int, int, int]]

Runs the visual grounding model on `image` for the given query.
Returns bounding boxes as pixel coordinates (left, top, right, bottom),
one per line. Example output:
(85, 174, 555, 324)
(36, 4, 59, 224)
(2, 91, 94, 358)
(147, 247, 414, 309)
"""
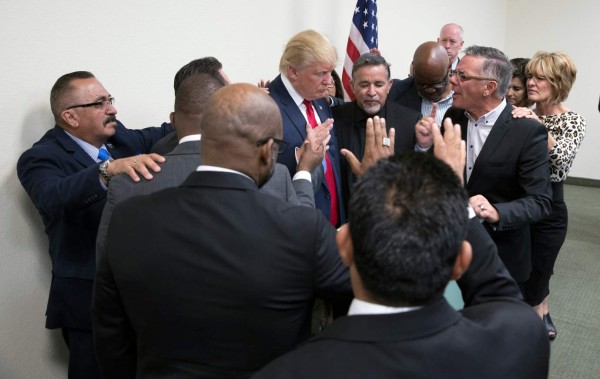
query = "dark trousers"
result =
(62, 328, 100, 379)
(523, 182, 568, 306)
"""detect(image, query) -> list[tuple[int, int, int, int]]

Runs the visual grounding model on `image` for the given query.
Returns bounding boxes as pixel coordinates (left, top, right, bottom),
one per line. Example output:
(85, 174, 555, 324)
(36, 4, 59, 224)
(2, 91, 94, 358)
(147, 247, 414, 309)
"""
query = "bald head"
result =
(200, 84, 283, 185)
(412, 42, 450, 101)
(438, 23, 464, 64)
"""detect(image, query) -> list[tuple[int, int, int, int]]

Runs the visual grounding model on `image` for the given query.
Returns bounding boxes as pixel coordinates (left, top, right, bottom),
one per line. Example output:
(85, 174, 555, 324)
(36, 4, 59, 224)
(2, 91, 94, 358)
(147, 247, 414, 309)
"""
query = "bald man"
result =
(438, 23, 464, 70)
(92, 84, 352, 378)
(388, 41, 454, 128)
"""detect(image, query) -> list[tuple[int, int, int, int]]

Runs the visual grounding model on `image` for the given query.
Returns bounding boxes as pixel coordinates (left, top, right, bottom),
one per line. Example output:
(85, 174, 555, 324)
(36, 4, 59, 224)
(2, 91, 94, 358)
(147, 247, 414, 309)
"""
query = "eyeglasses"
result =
(66, 97, 115, 110)
(414, 74, 448, 90)
(256, 137, 289, 154)
(449, 70, 497, 82)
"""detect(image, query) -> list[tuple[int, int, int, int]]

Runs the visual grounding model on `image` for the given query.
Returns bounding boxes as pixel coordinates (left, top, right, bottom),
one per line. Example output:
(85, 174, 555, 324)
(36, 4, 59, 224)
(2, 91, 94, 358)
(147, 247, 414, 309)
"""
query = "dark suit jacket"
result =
(388, 77, 422, 114)
(16, 121, 171, 329)
(253, 218, 550, 379)
(333, 101, 421, 211)
(92, 171, 351, 378)
(150, 129, 177, 155)
(444, 103, 552, 282)
(268, 75, 345, 225)
(96, 140, 316, 263)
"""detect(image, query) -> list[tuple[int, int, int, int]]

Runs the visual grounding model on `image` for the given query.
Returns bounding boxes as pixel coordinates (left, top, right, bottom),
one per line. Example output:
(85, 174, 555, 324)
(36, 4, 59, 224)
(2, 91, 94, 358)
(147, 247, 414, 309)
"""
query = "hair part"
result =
(352, 53, 391, 80)
(279, 30, 337, 73)
(50, 71, 96, 123)
(349, 153, 469, 306)
(463, 45, 512, 99)
(526, 51, 577, 104)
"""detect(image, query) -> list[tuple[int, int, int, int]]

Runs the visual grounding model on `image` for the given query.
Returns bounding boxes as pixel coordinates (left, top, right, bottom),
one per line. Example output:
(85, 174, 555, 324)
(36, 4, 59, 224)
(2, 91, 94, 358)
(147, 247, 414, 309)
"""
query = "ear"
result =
(60, 110, 78, 129)
(450, 241, 472, 280)
(287, 66, 298, 81)
(386, 79, 393, 92)
(484, 80, 498, 97)
(169, 112, 176, 130)
(258, 138, 275, 165)
(336, 224, 355, 267)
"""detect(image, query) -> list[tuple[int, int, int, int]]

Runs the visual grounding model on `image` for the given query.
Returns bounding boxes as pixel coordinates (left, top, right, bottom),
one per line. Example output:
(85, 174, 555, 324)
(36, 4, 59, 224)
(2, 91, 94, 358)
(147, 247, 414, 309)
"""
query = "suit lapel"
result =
(468, 104, 512, 186)
(52, 126, 97, 168)
(271, 75, 309, 141)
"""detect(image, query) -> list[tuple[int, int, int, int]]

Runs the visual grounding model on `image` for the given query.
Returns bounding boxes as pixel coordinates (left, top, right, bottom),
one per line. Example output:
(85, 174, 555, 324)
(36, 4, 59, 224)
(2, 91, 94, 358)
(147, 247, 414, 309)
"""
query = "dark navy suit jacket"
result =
(268, 75, 345, 225)
(17, 121, 171, 329)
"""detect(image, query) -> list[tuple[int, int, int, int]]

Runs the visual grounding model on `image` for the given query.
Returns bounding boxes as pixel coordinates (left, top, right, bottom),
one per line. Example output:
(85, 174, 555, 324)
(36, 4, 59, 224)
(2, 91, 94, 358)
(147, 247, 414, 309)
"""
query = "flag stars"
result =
(371, 22, 375, 30)
(355, 7, 360, 14)
(363, 21, 368, 29)
(363, 8, 368, 15)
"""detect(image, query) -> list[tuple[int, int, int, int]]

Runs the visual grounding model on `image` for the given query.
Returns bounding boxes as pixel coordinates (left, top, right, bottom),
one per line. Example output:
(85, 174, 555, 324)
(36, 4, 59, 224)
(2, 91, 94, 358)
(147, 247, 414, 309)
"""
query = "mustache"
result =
(104, 116, 117, 125)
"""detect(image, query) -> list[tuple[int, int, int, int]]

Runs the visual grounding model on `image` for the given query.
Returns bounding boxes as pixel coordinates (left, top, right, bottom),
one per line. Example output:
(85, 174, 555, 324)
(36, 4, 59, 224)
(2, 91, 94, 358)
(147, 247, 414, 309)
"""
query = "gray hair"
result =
(463, 45, 511, 99)
(352, 53, 391, 80)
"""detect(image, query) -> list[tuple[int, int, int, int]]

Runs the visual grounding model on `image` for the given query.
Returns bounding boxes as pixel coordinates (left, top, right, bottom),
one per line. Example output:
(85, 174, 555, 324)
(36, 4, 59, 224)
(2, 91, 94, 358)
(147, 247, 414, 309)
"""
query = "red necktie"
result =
(303, 99, 339, 226)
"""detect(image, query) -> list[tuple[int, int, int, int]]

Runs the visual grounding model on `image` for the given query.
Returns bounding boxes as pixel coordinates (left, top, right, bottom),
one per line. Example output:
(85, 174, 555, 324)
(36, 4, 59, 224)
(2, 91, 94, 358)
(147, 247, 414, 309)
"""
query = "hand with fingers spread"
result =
(433, 117, 466, 184)
(469, 194, 499, 223)
(105, 153, 165, 184)
(415, 103, 438, 149)
(341, 116, 395, 177)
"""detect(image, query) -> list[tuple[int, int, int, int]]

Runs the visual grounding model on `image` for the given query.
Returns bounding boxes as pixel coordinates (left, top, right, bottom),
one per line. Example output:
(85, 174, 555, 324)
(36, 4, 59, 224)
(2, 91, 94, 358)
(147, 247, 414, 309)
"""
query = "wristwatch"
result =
(99, 159, 114, 185)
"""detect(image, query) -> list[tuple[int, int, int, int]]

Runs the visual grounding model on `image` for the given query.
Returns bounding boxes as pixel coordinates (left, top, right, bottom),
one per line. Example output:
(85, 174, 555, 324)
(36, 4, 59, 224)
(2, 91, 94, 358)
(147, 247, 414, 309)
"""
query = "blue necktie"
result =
(98, 148, 111, 161)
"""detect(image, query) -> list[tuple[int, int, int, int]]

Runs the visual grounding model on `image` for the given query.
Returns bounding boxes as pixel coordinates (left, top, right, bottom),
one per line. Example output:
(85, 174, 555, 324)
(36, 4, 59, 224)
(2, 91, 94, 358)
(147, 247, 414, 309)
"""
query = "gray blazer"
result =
(96, 140, 315, 263)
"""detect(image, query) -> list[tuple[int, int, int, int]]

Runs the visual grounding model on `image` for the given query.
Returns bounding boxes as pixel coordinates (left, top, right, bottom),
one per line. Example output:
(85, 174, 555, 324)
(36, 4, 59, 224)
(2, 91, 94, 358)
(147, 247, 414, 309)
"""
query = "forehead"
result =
(353, 64, 389, 80)
(441, 26, 462, 40)
(70, 78, 110, 99)
(302, 61, 335, 73)
(457, 55, 482, 72)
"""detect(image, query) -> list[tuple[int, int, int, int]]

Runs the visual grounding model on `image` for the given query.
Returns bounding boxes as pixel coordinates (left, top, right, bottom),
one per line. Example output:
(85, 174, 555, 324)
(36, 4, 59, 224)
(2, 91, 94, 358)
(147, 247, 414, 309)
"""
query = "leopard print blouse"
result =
(540, 111, 586, 182)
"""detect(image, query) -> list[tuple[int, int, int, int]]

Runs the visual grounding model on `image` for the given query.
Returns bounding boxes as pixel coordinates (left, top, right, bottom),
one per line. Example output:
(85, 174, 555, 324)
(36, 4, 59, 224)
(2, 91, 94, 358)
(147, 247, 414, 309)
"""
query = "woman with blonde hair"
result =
(512, 51, 586, 340)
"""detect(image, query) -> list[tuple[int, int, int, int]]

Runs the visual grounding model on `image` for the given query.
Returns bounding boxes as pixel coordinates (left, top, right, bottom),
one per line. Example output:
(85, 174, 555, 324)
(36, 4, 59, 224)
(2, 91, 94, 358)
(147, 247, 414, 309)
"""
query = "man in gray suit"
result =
(96, 74, 326, 261)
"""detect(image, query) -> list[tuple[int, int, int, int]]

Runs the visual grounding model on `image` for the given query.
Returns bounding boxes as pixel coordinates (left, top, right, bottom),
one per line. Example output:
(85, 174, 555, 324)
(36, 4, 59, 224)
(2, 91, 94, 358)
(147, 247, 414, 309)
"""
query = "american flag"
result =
(342, 0, 378, 101)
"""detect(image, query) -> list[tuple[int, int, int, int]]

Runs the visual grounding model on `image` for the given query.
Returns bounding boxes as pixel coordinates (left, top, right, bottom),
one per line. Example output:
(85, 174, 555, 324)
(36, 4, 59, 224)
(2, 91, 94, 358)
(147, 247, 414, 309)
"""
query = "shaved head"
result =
(412, 42, 451, 101)
(200, 83, 283, 185)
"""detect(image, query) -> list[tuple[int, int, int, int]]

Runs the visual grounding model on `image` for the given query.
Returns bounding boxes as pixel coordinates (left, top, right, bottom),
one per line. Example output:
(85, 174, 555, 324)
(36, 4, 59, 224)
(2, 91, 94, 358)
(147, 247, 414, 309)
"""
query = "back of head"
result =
(526, 51, 577, 104)
(279, 30, 337, 72)
(412, 41, 449, 78)
(464, 45, 512, 99)
(173, 57, 226, 93)
(352, 52, 391, 80)
(50, 71, 95, 123)
(200, 83, 282, 163)
(349, 153, 468, 306)
(174, 74, 226, 137)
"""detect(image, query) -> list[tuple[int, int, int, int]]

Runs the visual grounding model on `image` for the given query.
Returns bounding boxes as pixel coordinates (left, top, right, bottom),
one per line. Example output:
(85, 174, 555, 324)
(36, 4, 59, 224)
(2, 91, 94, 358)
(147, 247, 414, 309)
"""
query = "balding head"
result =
(412, 42, 450, 101)
(438, 23, 464, 64)
(200, 84, 283, 186)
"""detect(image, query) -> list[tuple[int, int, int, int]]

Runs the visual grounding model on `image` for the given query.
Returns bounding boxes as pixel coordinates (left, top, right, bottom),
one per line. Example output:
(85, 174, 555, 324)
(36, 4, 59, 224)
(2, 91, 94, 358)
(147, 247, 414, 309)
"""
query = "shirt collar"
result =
(348, 298, 421, 316)
(195, 165, 254, 183)
(179, 134, 201, 144)
(281, 74, 305, 107)
(465, 98, 506, 124)
(63, 129, 106, 162)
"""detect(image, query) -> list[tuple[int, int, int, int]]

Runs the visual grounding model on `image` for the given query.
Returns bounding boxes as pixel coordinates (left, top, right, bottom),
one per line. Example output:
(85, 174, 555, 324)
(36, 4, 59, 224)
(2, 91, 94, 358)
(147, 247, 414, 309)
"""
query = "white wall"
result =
(3, 0, 593, 377)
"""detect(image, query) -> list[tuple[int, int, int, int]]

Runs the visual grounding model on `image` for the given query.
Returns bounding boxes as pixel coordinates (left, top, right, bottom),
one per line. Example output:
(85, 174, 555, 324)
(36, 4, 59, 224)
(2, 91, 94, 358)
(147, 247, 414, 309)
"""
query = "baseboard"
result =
(565, 176, 600, 188)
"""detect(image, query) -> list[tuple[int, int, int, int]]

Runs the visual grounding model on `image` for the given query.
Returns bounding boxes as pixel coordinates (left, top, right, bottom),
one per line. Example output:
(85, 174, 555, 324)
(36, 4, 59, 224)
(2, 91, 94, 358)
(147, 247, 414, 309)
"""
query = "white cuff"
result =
(293, 170, 311, 183)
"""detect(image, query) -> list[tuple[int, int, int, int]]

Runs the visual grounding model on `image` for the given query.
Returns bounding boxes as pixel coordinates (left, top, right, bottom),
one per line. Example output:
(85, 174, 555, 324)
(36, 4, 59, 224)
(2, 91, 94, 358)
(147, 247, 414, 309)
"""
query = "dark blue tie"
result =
(98, 148, 111, 161)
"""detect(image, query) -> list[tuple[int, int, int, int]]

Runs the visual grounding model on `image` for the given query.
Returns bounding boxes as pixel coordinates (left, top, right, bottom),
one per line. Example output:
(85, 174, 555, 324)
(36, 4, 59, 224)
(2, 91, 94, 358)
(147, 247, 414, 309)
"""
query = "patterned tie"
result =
(303, 99, 339, 226)
(98, 147, 111, 161)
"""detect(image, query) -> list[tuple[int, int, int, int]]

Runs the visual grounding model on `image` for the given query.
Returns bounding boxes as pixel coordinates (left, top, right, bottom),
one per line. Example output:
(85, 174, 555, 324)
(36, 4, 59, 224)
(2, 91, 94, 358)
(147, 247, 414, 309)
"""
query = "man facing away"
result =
(254, 138, 549, 379)
(16, 71, 171, 378)
(92, 84, 352, 379)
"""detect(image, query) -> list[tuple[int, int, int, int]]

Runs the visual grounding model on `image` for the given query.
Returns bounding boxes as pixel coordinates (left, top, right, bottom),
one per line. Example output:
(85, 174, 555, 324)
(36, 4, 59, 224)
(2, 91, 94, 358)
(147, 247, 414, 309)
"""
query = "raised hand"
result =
(341, 116, 395, 177)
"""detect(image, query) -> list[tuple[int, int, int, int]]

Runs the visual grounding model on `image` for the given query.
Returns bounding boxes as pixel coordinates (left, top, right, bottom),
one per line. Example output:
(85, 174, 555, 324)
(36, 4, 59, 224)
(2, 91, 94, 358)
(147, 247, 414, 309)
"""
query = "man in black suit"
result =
(268, 29, 344, 226)
(438, 45, 552, 286)
(388, 41, 454, 127)
(254, 125, 550, 379)
(16, 71, 171, 378)
(333, 52, 421, 211)
(92, 84, 352, 378)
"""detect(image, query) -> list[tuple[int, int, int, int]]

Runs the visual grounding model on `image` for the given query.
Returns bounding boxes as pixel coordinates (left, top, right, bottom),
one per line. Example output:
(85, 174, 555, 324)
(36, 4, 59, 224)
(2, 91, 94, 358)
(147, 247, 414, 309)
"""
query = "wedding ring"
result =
(382, 137, 391, 147)
(479, 204, 485, 211)
(529, 109, 534, 115)
(133, 160, 139, 166)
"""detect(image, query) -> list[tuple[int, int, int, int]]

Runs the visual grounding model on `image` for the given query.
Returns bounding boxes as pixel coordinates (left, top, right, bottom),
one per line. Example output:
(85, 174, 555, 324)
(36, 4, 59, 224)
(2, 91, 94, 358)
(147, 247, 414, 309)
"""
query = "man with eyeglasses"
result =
(388, 41, 454, 129)
(92, 84, 351, 378)
(440, 46, 552, 291)
(333, 52, 421, 212)
(16, 71, 172, 378)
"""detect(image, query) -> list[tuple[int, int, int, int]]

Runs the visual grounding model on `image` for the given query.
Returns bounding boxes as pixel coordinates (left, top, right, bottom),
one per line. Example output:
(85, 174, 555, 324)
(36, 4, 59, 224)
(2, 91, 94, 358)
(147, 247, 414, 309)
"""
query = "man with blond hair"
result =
(269, 30, 345, 226)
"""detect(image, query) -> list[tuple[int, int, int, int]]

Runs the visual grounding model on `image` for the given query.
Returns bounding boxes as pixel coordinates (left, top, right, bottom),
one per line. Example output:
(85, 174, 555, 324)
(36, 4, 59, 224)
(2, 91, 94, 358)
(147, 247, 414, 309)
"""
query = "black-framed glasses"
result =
(449, 70, 496, 82)
(256, 137, 289, 154)
(66, 97, 115, 110)
(414, 73, 449, 90)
